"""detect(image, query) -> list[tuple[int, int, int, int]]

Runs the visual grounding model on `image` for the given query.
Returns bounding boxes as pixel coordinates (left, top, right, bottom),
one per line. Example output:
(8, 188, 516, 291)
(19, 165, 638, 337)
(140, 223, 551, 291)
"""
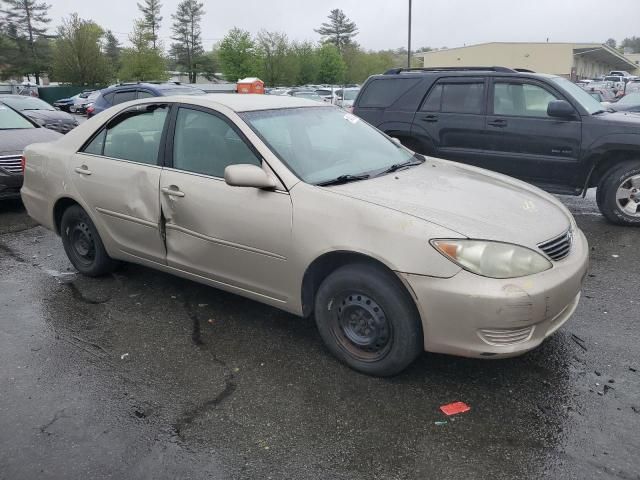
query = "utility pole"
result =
(407, 0, 412, 68)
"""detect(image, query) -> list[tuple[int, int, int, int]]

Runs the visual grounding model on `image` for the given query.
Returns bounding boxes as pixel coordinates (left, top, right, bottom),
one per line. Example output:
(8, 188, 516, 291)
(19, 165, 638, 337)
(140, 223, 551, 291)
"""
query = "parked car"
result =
(70, 91, 98, 114)
(334, 87, 360, 110)
(607, 92, 640, 112)
(290, 91, 325, 102)
(0, 102, 61, 199)
(88, 82, 206, 117)
(0, 94, 78, 134)
(587, 88, 616, 103)
(53, 93, 81, 112)
(21, 94, 588, 376)
(353, 66, 640, 225)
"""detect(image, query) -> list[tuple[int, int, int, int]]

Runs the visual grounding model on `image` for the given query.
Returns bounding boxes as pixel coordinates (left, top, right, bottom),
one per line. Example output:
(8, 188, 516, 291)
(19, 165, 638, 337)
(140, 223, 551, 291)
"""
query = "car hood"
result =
(22, 109, 75, 123)
(0, 128, 62, 156)
(324, 159, 572, 247)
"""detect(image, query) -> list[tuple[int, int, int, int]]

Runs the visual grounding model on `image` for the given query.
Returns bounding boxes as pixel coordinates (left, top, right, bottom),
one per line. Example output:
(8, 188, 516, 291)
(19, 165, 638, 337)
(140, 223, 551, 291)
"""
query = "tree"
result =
(315, 9, 358, 53)
(1, 0, 52, 83)
(170, 0, 204, 83)
(291, 41, 318, 85)
(137, 0, 162, 50)
(317, 43, 345, 84)
(605, 38, 617, 49)
(218, 27, 258, 82)
(621, 36, 640, 53)
(51, 14, 110, 85)
(342, 45, 394, 84)
(104, 30, 122, 76)
(194, 49, 218, 81)
(119, 20, 167, 81)
(256, 31, 292, 86)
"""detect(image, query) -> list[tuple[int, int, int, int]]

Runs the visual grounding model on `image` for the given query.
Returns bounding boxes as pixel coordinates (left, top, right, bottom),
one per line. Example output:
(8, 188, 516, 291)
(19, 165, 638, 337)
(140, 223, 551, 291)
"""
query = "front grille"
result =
(537, 230, 572, 261)
(0, 155, 22, 174)
(478, 326, 534, 346)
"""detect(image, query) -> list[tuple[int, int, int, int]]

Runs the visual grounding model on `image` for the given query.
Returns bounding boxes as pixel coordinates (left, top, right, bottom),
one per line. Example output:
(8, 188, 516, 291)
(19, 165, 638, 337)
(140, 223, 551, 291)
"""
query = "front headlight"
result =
(431, 239, 552, 279)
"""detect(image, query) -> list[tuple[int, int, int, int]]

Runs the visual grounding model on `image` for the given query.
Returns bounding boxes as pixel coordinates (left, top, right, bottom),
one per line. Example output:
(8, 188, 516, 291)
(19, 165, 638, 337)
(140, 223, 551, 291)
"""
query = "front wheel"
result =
(597, 161, 640, 226)
(314, 263, 423, 376)
(60, 205, 119, 276)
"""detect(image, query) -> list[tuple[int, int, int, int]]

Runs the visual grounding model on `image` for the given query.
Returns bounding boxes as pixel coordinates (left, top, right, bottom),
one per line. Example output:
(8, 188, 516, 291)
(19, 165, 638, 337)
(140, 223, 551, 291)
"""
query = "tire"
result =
(314, 263, 423, 376)
(60, 205, 119, 276)
(596, 161, 640, 226)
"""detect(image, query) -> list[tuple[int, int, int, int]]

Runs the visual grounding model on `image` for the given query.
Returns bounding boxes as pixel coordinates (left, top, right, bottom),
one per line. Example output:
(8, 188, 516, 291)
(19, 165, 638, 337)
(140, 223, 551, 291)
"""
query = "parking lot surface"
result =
(0, 191, 639, 480)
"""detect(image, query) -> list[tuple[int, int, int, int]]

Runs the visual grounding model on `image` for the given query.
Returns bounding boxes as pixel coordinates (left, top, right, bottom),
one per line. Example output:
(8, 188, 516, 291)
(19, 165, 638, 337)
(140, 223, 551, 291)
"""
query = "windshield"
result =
(617, 93, 640, 106)
(342, 90, 360, 100)
(241, 107, 416, 184)
(0, 103, 35, 129)
(551, 77, 604, 114)
(0, 96, 55, 111)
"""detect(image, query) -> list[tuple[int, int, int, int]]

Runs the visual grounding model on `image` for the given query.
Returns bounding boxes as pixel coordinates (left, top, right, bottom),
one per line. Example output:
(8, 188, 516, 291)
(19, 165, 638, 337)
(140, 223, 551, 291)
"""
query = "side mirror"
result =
(224, 164, 276, 189)
(547, 100, 575, 118)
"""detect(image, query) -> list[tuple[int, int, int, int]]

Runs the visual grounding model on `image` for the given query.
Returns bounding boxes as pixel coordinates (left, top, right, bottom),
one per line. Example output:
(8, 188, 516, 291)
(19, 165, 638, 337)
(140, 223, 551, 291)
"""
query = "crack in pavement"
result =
(39, 409, 69, 436)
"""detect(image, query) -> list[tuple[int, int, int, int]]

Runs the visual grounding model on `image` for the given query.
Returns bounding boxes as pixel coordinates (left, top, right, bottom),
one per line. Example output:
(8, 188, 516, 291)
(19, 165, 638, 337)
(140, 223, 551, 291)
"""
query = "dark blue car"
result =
(87, 82, 206, 118)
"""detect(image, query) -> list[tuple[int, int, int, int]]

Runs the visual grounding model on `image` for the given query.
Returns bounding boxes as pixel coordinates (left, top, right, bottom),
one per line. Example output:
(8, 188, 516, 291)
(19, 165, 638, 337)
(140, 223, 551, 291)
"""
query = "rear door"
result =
(411, 77, 488, 162)
(483, 78, 582, 185)
(72, 103, 169, 262)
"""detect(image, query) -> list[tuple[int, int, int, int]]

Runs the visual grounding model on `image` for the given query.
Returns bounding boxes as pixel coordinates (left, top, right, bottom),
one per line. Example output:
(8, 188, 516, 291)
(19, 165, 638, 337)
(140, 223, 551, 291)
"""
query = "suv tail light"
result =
(21, 155, 26, 173)
(86, 105, 94, 116)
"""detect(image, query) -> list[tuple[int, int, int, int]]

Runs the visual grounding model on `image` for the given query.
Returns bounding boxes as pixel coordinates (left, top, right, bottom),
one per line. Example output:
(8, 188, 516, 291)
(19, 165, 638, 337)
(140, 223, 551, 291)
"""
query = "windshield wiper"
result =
(592, 109, 607, 115)
(377, 156, 425, 176)
(316, 174, 370, 186)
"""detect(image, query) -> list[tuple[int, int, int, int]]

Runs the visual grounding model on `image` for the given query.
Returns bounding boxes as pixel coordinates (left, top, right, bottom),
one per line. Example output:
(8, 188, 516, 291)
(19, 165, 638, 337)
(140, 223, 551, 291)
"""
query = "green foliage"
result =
(315, 8, 358, 53)
(317, 43, 345, 84)
(291, 41, 318, 85)
(256, 31, 297, 86)
(343, 45, 394, 83)
(218, 27, 259, 82)
(605, 38, 617, 49)
(170, 0, 204, 83)
(119, 20, 168, 82)
(137, 0, 163, 49)
(51, 14, 111, 85)
(194, 50, 218, 81)
(104, 30, 122, 76)
(621, 36, 640, 53)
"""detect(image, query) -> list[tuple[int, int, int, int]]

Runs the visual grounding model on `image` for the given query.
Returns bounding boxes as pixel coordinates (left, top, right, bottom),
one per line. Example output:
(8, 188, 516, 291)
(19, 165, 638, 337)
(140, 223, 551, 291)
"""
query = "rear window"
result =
(357, 78, 421, 108)
(113, 91, 137, 105)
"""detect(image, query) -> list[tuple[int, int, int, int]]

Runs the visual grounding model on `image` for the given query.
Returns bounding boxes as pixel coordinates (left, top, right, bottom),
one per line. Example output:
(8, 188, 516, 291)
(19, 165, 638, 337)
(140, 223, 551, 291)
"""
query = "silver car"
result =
(21, 95, 589, 376)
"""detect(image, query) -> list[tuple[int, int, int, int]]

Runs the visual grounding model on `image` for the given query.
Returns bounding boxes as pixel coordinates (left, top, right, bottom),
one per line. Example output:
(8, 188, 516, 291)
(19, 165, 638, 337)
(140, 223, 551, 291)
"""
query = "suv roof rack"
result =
(383, 66, 517, 75)
(514, 68, 536, 73)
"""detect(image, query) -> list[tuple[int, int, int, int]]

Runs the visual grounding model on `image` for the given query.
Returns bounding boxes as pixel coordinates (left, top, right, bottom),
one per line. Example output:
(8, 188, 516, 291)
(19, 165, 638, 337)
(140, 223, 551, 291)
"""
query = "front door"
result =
(483, 78, 582, 186)
(71, 103, 169, 262)
(411, 77, 488, 162)
(159, 105, 293, 303)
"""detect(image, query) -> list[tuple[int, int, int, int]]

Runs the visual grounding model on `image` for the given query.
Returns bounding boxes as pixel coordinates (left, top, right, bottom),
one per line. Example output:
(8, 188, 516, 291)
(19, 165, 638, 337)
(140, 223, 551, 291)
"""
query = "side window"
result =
(172, 108, 261, 178)
(420, 84, 442, 111)
(441, 82, 485, 114)
(137, 90, 155, 99)
(83, 129, 106, 155)
(113, 91, 137, 105)
(494, 82, 560, 117)
(96, 105, 168, 164)
(103, 92, 115, 105)
(358, 78, 421, 107)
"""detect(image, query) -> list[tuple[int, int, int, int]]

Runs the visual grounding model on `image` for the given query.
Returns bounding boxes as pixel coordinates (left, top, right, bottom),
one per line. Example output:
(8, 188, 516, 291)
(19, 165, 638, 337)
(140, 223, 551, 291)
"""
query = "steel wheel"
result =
(68, 220, 96, 267)
(330, 292, 393, 362)
(615, 174, 640, 217)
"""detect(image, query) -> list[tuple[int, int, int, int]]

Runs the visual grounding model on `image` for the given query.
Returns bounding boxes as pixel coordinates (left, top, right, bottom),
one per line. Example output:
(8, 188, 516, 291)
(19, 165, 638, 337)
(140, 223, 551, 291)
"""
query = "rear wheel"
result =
(597, 161, 640, 226)
(314, 263, 423, 376)
(60, 205, 119, 276)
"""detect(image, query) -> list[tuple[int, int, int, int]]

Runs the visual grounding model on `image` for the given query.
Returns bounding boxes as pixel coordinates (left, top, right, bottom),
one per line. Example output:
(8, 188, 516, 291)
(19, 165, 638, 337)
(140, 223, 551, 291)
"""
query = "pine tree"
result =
(314, 9, 358, 53)
(137, 0, 162, 50)
(104, 30, 122, 77)
(1, 0, 52, 83)
(170, 0, 204, 83)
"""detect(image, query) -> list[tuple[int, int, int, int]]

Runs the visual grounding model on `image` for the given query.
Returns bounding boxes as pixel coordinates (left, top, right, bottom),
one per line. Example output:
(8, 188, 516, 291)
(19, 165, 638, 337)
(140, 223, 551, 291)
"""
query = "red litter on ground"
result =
(440, 401, 471, 416)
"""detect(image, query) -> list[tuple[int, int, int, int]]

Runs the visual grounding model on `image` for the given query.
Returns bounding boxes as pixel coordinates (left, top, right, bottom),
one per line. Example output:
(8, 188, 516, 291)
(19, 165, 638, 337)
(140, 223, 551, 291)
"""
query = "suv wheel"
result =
(60, 205, 119, 276)
(597, 161, 640, 226)
(314, 263, 423, 376)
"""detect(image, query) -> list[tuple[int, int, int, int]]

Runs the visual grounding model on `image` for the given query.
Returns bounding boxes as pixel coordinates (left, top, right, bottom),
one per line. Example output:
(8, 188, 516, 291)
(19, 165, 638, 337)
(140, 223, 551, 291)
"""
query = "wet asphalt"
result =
(0, 191, 639, 480)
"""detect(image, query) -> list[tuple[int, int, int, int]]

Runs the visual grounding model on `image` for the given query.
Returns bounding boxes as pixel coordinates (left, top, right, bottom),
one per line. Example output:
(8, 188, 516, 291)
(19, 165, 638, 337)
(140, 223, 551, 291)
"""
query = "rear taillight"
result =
(21, 155, 26, 173)
(86, 106, 94, 115)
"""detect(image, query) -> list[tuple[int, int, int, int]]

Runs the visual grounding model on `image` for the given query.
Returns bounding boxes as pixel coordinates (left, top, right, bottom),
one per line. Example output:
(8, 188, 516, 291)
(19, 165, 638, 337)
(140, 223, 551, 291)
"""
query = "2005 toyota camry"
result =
(21, 95, 589, 376)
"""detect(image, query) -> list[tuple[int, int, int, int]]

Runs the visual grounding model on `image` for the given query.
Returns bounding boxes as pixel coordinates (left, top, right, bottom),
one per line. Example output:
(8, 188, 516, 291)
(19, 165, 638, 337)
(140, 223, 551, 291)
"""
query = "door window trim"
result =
(488, 77, 579, 119)
(77, 102, 172, 167)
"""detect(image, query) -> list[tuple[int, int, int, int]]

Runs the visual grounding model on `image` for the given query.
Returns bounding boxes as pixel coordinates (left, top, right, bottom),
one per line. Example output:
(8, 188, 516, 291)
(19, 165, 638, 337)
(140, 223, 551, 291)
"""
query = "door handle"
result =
(488, 119, 507, 128)
(74, 165, 92, 175)
(161, 186, 185, 198)
(421, 114, 438, 122)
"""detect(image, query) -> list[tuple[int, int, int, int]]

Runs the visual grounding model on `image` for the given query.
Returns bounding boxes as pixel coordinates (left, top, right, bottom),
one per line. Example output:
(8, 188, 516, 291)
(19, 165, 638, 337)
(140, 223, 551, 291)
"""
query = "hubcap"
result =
(69, 221, 95, 264)
(615, 174, 640, 217)
(333, 293, 392, 361)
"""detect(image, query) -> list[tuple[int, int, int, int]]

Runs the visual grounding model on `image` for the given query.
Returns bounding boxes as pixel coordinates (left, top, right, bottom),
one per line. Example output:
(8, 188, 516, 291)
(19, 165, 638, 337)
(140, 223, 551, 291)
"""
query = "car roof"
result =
(370, 68, 559, 82)
(157, 93, 331, 112)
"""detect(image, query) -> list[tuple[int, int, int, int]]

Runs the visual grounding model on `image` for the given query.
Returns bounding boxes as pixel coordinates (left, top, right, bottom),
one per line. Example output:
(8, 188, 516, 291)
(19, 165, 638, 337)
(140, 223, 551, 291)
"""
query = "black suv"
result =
(353, 67, 640, 225)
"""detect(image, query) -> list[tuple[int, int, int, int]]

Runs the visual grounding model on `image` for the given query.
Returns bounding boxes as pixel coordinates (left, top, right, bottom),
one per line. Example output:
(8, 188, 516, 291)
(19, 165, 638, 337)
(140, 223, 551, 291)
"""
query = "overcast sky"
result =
(48, 0, 640, 51)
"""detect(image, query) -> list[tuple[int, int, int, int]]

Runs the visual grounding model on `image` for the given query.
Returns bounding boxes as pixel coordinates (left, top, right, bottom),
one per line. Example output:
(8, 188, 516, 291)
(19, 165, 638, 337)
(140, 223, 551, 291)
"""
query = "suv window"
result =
(494, 82, 559, 117)
(441, 82, 484, 114)
(420, 84, 442, 111)
(172, 108, 261, 178)
(137, 90, 155, 99)
(358, 78, 421, 107)
(113, 90, 137, 105)
(83, 105, 168, 164)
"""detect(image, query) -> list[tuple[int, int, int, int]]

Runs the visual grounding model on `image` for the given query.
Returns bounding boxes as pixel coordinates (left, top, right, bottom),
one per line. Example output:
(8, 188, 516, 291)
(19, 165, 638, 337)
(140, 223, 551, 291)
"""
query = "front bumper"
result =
(0, 172, 23, 200)
(400, 228, 589, 358)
